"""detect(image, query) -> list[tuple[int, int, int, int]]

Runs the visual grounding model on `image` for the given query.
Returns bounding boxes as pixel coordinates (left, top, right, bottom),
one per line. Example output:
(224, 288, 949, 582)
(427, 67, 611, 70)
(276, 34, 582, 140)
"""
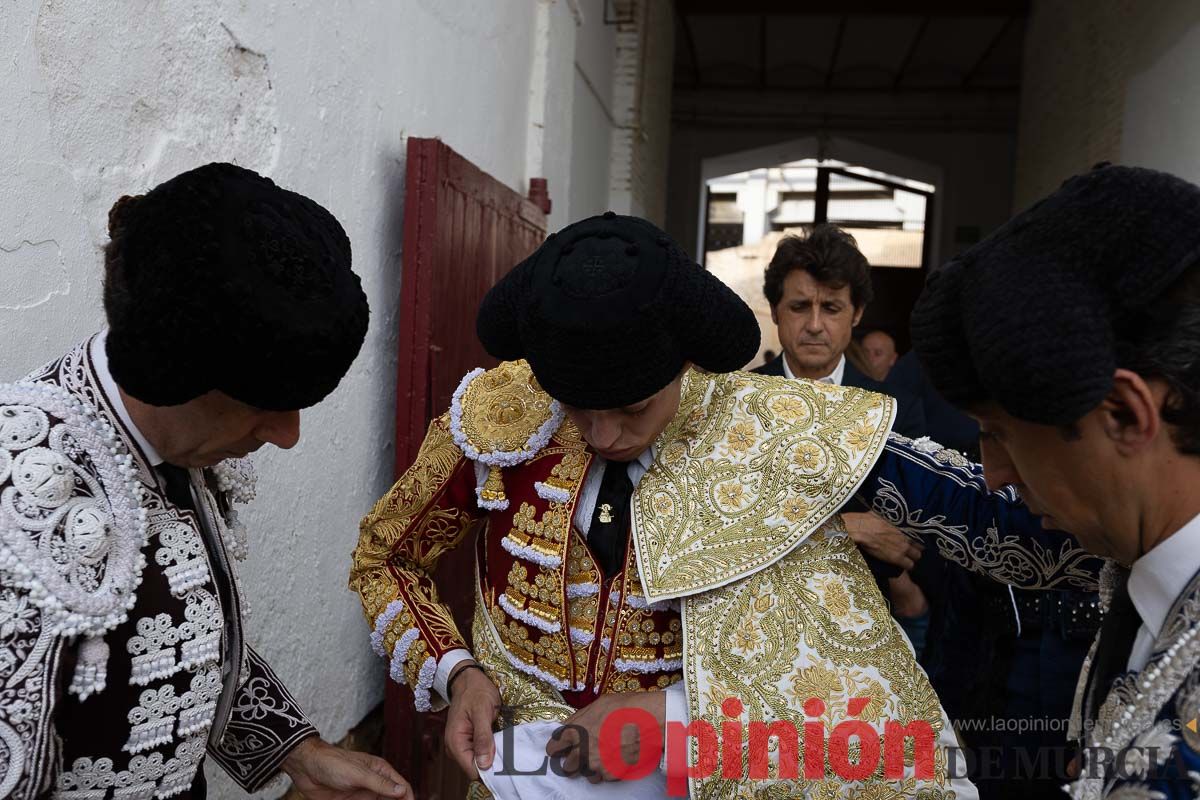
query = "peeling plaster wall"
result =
(0, 2, 605, 798)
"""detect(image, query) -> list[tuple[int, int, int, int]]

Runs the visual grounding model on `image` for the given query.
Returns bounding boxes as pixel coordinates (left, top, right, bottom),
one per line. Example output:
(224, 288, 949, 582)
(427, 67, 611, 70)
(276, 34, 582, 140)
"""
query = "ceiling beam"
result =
(962, 16, 1016, 87)
(676, 0, 1029, 15)
(677, 6, 702, 87)
(892, 16, 930, 89)
(824, 16, 847, 89)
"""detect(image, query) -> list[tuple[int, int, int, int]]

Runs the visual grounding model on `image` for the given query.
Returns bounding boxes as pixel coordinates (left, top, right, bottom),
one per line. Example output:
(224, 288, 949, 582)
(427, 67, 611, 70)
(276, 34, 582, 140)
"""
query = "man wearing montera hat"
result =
(351, 213, 986, 798)
(851, 164, 1200, 798)
(0, 164, 411, 799)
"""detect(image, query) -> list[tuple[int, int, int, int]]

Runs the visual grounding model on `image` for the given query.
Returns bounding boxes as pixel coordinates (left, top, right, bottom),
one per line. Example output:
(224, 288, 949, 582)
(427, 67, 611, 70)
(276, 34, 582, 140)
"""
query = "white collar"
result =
(781, 353, 845, 386)
(90, 331, 165, 466)
(1128, 511, 1200, 646)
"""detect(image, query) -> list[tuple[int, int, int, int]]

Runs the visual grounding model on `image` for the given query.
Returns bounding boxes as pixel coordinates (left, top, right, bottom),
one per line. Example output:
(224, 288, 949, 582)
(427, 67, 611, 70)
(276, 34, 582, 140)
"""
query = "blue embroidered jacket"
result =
(859, 433, 1200, 799)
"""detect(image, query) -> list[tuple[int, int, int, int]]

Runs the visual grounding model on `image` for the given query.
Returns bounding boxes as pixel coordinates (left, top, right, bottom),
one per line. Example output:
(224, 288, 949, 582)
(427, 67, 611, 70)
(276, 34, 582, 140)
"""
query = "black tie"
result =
(157, 462, 196, 511)
(589, 460, 633, 579)
(1085, 571, 1141, 724)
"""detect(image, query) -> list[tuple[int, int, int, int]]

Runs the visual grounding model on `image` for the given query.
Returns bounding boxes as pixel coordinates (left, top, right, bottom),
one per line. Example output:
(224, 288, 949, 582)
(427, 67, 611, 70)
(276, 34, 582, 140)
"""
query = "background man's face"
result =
(862, 331, 898, 381)
(561, 372, 685, 462)
(771, 269, 863, 379)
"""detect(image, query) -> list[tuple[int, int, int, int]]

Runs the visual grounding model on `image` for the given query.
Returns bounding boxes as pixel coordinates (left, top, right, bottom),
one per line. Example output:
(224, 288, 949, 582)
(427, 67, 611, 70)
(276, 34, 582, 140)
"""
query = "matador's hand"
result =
(444, 662, 502, 780)
(546, 690, 666, 783)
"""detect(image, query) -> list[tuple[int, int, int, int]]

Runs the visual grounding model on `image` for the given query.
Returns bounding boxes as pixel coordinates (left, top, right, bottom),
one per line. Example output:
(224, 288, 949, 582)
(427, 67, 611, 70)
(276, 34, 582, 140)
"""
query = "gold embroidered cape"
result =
(353, 362, 968, 799)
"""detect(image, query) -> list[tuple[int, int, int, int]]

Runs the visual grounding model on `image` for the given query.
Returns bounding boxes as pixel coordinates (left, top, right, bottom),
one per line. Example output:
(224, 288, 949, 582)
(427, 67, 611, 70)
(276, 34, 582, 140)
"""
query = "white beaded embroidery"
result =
(0, 383, 149, 698)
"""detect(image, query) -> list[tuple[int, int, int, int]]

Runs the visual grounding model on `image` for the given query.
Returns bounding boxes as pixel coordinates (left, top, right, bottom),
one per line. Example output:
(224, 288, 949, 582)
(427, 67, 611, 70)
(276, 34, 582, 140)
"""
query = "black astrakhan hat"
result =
(476, 212, 760, 409)
(103, 162, 369, 410)
(912, 163, 1200, 425)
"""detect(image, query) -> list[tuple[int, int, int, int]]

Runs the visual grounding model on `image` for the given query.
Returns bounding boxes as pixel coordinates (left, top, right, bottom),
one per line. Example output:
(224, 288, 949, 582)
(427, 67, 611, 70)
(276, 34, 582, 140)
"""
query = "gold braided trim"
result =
(351, 413, 475, 657)
(475, 562, 577, 717)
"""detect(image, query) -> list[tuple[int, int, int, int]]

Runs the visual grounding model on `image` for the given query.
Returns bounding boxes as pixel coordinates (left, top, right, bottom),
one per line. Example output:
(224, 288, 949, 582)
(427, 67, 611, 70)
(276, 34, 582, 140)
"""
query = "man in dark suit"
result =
(752, 226, 924, 437)
(753, 225, 929, 648)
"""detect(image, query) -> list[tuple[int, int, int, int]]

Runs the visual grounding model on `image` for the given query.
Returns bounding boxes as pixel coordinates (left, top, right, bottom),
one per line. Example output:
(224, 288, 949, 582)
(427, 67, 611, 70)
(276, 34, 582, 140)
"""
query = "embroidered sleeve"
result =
(856, 433, 1103, 591)
(206, 646, 318, 792)
(0, 585, 62, 800)
(350, 413, 482, 712)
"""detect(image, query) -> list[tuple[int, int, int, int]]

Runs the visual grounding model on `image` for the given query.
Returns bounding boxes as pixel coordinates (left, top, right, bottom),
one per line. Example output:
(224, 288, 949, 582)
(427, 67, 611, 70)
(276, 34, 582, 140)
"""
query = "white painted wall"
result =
(1014, 0, 1200, 207)
(569, 1, 618, 220)
(1121, 13, 1200, 185)
(0, 1, 620, 797)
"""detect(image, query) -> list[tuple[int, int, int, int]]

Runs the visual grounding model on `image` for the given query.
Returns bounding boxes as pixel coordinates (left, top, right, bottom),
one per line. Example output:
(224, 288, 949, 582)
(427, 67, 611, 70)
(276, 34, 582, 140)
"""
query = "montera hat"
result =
(476, 212, 760, 409)
(103, 162, 369, 410)
(912, 163, 1200, 425)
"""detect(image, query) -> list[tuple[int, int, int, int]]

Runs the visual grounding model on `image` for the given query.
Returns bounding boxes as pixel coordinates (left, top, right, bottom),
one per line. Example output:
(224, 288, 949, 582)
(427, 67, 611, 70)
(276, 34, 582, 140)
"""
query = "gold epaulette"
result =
(448, 360, 565, 510)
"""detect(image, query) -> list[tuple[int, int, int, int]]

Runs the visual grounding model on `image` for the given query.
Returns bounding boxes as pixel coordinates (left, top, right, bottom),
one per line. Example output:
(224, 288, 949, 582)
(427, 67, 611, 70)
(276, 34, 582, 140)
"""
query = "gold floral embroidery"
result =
(662, 442, 687, 465)
(683, 527, 952, 799)
(632, 370, 894, 601)
(846, 420, 877, 451)
(788, 664, 843, 705)
(731, 616, 762, 652)
(716, 481, 746, 510)
(652, 493, 674, 518)
(727, 421, 757, 453)
(817, 577, 851, 618)
(792, 440, 825, 471)
(351, 413, 477, 657)
(780, 497, 811, 522)
(770, 394, 810, 424)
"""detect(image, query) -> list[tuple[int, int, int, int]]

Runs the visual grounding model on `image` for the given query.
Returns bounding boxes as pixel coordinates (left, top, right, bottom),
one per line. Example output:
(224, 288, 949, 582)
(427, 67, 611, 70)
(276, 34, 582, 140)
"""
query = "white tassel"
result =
(68, 636, 109, 700)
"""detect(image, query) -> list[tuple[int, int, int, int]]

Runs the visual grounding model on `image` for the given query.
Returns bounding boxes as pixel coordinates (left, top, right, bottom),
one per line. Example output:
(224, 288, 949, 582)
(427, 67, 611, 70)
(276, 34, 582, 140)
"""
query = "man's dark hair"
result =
(1115, 266, 1200, 454)
(763, 224, 873, 310)
(103, 194, 142, 320)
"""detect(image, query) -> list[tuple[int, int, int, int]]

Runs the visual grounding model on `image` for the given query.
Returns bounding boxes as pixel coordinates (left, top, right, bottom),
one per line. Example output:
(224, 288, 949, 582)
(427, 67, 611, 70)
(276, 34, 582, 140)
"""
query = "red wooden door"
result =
(388, 137, 548, 799)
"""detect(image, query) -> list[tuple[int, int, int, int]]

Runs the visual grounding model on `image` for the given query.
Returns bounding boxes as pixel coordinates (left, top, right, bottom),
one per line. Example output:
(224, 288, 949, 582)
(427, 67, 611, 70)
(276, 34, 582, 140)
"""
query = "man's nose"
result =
(979, 440, 1018, 492)
(589, 416, 622, 450)
(804, 308, 824, 333)
(257, 410, 301, 450)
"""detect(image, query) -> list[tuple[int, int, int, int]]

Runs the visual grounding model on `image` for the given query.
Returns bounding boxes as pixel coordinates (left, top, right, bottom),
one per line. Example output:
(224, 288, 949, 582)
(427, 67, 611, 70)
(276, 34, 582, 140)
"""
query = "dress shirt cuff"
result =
(660, 681, 689, 774)
(434, 648, 475, 704)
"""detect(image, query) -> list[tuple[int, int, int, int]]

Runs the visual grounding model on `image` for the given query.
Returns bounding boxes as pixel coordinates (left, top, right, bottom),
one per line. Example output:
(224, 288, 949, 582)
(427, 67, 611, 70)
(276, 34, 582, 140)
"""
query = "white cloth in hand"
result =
(478, 720, 669, 800)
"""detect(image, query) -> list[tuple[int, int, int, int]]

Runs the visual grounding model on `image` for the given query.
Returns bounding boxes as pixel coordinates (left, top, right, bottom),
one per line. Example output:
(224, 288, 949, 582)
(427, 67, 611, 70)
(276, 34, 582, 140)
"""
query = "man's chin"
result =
(193, 451, 250, 467)
(594, 446, 639, 461)
(787, 351, 831, 369)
